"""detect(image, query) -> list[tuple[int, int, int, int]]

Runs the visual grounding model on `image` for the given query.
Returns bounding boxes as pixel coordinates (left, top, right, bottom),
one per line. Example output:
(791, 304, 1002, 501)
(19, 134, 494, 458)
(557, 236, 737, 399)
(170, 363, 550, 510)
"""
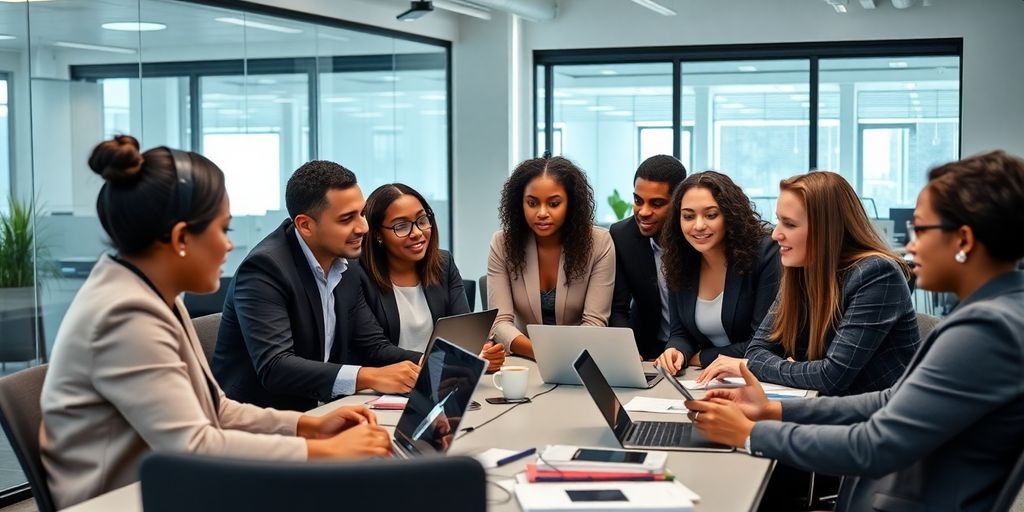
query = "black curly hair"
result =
(498, 156, 596, 283)
(660, 171, 771, 292)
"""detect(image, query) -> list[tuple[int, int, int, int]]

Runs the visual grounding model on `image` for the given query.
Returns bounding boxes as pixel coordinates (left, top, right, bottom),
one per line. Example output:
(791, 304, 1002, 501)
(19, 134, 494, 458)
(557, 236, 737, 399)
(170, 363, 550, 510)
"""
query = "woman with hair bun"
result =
(40, 136, 392, 509)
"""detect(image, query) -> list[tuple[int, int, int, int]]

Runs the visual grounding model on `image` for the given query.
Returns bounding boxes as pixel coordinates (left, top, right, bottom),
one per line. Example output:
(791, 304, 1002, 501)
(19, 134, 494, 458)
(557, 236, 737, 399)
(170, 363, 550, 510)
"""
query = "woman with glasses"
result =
(698, 171, 919, 396)
(685, 151, 1024, 512)
(487, 156, 615, 359)
(360, 184, 505, 371)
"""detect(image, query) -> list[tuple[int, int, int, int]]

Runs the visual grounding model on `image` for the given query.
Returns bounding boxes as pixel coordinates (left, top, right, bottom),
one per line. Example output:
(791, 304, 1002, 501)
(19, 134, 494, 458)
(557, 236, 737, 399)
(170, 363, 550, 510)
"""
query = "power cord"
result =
(457, 384, 560, 440)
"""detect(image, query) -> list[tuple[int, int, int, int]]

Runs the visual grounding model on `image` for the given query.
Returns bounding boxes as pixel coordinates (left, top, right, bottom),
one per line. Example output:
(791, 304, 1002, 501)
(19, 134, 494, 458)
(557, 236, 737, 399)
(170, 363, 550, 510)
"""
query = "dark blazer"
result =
(360, 250, 471, 346)
(609, 216, 666, 359)
(665, 236, 781, 368)
(213, 220, 419, 412)
(751, 271, 1024, 512)
(746, 255, 920, 396)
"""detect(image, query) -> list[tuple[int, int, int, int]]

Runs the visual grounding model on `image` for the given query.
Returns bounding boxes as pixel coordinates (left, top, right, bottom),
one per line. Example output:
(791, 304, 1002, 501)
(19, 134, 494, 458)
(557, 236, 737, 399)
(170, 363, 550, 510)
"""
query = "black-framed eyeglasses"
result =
(386, 214, 433, 238)
(906, 220, 957, 243)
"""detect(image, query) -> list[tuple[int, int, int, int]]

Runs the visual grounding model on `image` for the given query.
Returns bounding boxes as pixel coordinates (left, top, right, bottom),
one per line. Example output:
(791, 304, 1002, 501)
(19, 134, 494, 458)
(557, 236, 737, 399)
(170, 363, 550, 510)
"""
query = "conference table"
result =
(64, 358, 778, 512)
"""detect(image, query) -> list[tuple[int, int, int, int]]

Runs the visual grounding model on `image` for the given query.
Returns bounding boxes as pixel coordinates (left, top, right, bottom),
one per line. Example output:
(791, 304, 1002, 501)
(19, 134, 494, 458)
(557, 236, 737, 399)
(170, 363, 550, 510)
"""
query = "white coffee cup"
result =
(492, 365, 530, 400)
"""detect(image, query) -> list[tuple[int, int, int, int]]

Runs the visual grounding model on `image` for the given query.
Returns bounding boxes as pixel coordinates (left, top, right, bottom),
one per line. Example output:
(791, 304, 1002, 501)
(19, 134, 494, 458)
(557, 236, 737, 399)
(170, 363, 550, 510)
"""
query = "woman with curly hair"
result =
(486, 156, 615, 359)
(653, 171, 781, 373)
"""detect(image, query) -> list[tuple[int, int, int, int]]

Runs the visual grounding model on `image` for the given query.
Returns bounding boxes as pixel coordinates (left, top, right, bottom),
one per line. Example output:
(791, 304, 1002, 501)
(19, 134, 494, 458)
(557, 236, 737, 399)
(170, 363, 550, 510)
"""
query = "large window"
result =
(536, 42, 961, 223)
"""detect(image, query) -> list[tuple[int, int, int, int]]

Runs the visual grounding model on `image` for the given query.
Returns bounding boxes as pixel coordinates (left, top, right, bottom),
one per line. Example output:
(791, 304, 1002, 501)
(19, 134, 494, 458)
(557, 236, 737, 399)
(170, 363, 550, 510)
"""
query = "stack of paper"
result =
(515, 476, 698, 512)
(365, 395, 407, 410)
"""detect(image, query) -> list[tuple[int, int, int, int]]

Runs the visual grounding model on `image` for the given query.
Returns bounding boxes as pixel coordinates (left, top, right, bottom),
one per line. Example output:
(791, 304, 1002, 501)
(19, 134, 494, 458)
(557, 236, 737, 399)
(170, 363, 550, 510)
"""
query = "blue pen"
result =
(496, 447, 537, 467)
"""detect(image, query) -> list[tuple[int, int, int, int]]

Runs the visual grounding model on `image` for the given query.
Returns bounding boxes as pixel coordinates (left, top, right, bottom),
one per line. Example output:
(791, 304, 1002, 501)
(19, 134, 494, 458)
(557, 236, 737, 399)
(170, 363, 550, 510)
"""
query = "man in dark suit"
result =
(213, 161, 420, 411)
(609, 155, 686, 360)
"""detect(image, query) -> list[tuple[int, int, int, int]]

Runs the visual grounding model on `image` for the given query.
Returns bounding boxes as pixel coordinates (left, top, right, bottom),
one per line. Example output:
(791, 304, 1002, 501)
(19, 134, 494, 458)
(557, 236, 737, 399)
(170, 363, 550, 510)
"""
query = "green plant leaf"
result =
(607, 189, 631, 221)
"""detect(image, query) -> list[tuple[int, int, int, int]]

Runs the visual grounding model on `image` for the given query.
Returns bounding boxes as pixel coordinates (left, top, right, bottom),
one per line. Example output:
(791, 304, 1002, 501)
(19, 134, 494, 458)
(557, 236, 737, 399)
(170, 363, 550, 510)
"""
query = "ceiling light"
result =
(433, 0, 490, 20)
(319, 33, 351, 42)
(420, 109, 446, 116)
(53, 41, 136, 54)
(630, 0, 677, 16)
(834, 4, 848, 13)
(738, 65, 758, 72)
(0, 35, 15, 40)
(824, 0, 850, 13)
(215, 17, 302, 34)
(420, 94, 446, 101)
(101, 22, 166, 32)
(888, 61, 909, 68)
(599, 70, 618, 76)
(909, 92, 919, 99)
(858, 0, 877, 7)
(586, 106, 616, 112)
(397, 1, 434, 21)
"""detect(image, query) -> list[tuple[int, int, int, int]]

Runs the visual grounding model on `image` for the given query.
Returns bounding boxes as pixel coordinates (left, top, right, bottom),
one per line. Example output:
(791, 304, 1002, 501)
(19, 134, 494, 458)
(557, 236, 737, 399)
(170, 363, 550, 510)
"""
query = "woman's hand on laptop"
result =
(480, 341, 506, 372)
(654, 348, 685, 375)
(306, 423, 393, 459)
(297, 405, 378, 440)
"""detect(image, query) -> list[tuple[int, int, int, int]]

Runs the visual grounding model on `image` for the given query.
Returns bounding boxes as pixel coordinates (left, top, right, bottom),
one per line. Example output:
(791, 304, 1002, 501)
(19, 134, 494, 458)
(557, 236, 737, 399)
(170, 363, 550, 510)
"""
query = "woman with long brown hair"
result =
(698, 171, 919, 395)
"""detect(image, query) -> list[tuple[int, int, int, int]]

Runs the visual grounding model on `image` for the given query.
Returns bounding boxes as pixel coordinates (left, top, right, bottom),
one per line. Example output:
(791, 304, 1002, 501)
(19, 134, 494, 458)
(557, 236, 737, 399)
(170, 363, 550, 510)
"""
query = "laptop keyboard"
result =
(629, 421, 692, 447)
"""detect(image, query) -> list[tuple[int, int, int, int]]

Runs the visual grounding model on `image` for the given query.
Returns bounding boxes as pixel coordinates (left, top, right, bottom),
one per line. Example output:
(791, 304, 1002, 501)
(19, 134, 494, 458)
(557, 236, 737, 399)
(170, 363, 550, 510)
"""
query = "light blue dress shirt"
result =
(294, 231, 361, 397)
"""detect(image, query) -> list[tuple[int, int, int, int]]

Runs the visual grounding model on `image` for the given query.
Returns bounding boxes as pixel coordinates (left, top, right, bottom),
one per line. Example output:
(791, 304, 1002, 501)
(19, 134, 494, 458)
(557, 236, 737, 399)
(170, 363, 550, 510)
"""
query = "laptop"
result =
(422, 308, 499, 357)
(392, 338, 487, 458)
(573, 349, 733, 452)
(528, 325, 663, 388)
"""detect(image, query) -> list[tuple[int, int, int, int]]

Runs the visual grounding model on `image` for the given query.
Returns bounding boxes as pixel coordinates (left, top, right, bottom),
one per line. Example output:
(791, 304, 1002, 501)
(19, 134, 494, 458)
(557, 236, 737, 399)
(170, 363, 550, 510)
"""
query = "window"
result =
(0, 75, 9, 206)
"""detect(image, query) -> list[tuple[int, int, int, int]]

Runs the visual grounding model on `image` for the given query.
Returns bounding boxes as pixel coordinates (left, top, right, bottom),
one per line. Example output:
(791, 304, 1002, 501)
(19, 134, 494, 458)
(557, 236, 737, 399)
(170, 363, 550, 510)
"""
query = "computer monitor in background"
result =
(889, 208, 915, 245)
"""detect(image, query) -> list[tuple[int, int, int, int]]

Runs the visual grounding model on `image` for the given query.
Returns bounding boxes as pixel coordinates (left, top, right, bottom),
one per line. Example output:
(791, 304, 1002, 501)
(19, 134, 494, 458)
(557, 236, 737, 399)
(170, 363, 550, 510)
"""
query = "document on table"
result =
(514, 474, 699, 511)
(678, 377, 808, 397)
(623, 396, 687, 415)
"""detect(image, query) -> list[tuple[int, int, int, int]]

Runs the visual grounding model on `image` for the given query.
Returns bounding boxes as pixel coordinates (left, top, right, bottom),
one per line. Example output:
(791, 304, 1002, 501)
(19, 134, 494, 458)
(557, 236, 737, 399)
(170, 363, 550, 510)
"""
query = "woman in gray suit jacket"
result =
(686, 151, 1024, 512)
(487, 156, 615, 359)
(40, 136, 392, 509)
(359, 183, 505, 371)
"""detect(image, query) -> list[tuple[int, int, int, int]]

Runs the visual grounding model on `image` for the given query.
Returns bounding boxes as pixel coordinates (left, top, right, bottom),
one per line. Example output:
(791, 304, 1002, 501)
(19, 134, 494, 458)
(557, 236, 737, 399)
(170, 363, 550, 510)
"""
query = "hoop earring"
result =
(954, 250, 967, 264)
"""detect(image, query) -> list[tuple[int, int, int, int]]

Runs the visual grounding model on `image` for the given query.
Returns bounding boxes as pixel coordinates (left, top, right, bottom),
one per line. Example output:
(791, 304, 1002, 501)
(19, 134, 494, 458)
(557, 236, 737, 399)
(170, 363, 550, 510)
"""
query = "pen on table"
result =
(496, 447, 537, 467)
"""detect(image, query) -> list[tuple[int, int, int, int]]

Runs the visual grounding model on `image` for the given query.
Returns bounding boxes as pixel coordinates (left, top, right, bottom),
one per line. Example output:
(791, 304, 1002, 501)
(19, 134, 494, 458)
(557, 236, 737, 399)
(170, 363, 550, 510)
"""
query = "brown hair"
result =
(926, 150, 1024, 263)
(360, 184, 443, 293)
(660, 171, 770, 292)
(770, 171, 909, 360)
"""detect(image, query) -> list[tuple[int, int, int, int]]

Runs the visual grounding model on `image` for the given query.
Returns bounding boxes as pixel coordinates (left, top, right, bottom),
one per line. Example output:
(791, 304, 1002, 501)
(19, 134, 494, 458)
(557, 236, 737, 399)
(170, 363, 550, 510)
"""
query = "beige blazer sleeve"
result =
(91, 299, 307, 459)
(487, 230, 527, 345)
(574, 228, 615, 327)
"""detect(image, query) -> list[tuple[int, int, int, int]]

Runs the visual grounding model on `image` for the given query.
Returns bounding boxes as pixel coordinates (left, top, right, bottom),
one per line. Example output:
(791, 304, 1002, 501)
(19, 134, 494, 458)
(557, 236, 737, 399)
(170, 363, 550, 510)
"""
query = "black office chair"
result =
(0, 365, 56, 512)
(463, 278, 477, 311)
(992, 448, 1024, 512)
(140, 452, 487, 512)
(915, 312, 942, 340)
(183, 276, 232, 318)
(192, 313, 222, 366)
(478, 275, 488, 309)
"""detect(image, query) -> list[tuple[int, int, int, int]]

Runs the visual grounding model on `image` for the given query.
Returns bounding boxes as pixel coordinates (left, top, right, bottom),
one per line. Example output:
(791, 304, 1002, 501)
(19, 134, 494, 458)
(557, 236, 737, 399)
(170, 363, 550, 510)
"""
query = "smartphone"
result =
(485, 397, 531, 405)
(566, 490, 627, 502)
(571, 448, 647, 464)
(657, 364, 696, 400)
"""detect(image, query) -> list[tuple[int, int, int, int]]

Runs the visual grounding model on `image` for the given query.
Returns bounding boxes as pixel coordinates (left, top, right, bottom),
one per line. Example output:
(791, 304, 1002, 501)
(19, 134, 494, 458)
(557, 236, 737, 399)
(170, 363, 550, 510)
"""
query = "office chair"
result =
(140, 452, 487, 512)
(915, 312, 942, 341)
(478, 275, 488, 309)
(0, 365, 56, 512)
(463, 278, 477, 311)
(183, 276, 232, 318)
(192, 313, 222, 366)
(992, 448, 1024, 512)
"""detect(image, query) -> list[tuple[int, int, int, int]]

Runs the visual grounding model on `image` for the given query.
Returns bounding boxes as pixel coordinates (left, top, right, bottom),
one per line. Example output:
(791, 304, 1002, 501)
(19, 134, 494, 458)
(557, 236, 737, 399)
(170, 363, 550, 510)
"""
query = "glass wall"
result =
(536, 43, 961, 226)
(0, 0, 449, 499)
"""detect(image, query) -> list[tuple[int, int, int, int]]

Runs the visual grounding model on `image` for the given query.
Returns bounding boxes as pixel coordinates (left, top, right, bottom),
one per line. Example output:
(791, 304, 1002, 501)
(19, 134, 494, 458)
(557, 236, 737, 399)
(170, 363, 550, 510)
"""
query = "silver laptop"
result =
(422, 309, 498, 357)
(528, 325, 663, 388)
(573, 349, 733, 453)
(392, 338, 486, 458)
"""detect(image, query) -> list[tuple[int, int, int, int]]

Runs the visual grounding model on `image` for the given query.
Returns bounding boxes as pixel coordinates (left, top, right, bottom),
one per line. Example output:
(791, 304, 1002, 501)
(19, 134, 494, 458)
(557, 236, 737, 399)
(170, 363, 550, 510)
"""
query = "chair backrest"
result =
(462, 278, 477, 311)
(0, 365, 55, 512)
(192, 313, 222, 366)
(141, 452, 487, 512)
(182, 276, 232, 318)
(478, 275, 488, 310)
(915, 312, 941, 340)
(992, 448, 1024, 512)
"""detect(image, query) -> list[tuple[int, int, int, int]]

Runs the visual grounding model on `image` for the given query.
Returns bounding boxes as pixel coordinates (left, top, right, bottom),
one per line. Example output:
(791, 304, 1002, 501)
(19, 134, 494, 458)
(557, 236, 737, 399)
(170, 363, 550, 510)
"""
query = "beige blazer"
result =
(486, 227, 615, 345)
(40, 255, 306, 509)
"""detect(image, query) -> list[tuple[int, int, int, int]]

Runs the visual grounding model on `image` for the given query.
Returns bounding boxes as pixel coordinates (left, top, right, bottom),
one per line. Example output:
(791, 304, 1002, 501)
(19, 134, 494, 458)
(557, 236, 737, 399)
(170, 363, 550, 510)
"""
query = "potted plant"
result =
(0, 196, 47, 365)
(607, 189, 631, 221)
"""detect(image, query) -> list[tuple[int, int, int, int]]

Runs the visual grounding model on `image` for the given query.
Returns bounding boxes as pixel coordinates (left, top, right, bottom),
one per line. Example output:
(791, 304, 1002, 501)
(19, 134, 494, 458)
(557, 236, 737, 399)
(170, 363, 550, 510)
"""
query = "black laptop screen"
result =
(573, 350, 632, 438)
(394, 338, 485, 454)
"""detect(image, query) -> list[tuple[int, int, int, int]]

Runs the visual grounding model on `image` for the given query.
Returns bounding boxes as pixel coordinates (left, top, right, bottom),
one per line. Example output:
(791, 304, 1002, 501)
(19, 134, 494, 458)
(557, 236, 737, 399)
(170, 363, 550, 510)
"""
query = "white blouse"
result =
(393, 284, 433, 352)
(694, 292, 731, 348)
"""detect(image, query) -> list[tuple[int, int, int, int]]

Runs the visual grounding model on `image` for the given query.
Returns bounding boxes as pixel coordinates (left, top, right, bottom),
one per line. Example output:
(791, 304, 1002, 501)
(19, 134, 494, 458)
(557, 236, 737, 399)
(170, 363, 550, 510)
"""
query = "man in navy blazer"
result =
(213, 161, 420, 411)
(609, 155, 686, 359)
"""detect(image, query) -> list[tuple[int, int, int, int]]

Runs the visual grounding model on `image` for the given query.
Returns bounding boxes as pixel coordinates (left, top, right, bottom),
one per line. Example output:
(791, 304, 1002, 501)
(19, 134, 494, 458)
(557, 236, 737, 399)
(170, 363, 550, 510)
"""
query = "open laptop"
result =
(528, 325, 663, 388)
(422, 308, 498, 357)
(573, 350, 733, 452)
(392, 338, 487, 458)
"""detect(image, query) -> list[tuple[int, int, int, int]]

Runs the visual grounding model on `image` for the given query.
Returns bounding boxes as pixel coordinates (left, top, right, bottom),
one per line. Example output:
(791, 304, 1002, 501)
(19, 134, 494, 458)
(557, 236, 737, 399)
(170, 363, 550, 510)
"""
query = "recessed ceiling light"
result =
(420, 94, 446, 101)
(256, 78, 276, 85)
(0, 35, 15, 40)
(215, 17, 302, 34)
(53, 41, 136, 54)
(599, 69, 618, 76)
(102, 22, 166, 32)
(738, 65, 758, 72)
(834, 4, 848, 13)
(888, 61, 909, 68)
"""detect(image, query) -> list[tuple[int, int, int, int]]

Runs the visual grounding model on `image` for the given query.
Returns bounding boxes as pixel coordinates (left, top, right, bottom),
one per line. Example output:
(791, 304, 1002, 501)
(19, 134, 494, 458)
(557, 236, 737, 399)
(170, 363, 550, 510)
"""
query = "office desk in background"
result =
(62, 359, 776, 512)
